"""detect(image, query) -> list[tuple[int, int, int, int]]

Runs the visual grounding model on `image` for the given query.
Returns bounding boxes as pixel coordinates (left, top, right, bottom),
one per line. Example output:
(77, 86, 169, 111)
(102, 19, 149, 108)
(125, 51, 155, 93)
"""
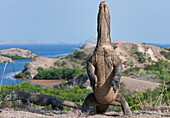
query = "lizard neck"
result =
(96, 1, 111, 48)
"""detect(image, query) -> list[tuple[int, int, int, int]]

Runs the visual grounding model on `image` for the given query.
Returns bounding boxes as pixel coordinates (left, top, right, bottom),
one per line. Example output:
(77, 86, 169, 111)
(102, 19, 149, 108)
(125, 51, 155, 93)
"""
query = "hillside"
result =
(19, 42, 169, 79)
(0, 48, 37, 64)
(83, 42, 169, 70)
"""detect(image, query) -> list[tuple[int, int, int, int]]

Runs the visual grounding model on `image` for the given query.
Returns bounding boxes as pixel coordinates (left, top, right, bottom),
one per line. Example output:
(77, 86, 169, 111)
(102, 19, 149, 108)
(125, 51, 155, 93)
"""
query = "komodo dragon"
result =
(2, 91, 81, 110)
(82, 1, 131, 116)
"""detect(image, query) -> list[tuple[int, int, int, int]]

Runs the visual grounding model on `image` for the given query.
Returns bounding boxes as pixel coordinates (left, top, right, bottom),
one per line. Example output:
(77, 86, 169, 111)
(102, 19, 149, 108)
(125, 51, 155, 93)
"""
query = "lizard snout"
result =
(99, 1, 109, 14)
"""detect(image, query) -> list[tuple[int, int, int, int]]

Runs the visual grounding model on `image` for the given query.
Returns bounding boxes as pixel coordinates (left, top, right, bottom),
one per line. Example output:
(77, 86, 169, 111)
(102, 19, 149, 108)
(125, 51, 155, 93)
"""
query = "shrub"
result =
(160, 51, 170, 60)
(113, 45, 117, 49)
(37, 67, 44, 72)
(15, 72, 26, 78)
(0, 54, 28, 60)
(34, 68, 85, 80)
(148, 57, 152, 62)
(73, 51, 87, 59)
(0, 82, 92, 106)
(54, 61, 61, 67)
(142, 42, 147, 45)
(135, 51, 146, 63)
(164, 48, 170, 51)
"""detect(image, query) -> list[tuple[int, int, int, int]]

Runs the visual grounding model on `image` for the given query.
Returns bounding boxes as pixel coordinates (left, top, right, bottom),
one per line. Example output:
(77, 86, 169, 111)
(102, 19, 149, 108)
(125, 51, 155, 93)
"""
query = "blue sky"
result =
(0, 0, 170, 44)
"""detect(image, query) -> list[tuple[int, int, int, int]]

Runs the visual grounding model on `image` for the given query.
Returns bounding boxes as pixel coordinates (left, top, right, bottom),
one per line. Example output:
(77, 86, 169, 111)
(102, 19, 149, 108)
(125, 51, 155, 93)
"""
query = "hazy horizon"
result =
(0, 0, 170, 44)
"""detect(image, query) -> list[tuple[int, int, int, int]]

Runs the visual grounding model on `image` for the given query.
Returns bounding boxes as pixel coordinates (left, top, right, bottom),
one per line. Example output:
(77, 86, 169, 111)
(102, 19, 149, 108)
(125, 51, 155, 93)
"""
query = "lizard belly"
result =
(94, 55, 117, 104)
(94, 87, 117, 104)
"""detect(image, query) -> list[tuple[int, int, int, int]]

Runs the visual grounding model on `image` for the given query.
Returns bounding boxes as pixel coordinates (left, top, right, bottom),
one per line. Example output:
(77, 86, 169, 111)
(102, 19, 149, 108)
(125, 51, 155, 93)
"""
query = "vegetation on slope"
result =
(12, 45, 169, 111)
(1, 59, 170, 111)
(0, 80, 169, 111)
(0, 54, 30, 60)
(56, 50, 91, 68)
(32, 51, 89, 80)
(131, 49, 146, 63)
(122, 60, 170, 110)
(160, 50, 170, 60)
(15, 50, 90, 79)
(34, 68, 85, 80)
(0, 82, 92, 108)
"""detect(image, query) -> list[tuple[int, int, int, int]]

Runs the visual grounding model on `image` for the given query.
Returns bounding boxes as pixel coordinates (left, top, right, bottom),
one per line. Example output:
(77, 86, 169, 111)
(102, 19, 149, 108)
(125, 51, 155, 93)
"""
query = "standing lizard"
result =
(82, 1, 131, 116)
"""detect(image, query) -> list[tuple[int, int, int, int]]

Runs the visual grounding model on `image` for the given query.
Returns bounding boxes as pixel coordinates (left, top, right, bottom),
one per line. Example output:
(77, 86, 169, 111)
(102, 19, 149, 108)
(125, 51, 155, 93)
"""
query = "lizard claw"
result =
(91, 82, 97, 90)
(113, 86, 117, 93)
(113, 84, 118, 93)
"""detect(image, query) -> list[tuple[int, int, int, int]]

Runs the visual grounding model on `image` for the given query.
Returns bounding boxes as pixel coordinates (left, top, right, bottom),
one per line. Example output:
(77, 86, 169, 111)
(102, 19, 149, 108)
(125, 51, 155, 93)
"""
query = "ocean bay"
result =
(0, 44, 79, 86)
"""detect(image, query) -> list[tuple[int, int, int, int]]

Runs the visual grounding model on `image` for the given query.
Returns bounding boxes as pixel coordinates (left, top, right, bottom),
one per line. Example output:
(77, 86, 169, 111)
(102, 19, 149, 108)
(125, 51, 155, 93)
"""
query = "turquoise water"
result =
(0, 44, 79, 85)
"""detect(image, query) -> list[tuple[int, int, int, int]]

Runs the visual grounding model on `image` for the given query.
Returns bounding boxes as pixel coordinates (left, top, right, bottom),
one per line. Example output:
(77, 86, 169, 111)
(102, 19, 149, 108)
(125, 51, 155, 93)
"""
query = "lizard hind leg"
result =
(50, 99, 64, 111)
(82, 93, 100, 116)
(115, 93, 131, 116)
(96, 104, 109, 114)
(21, 98, 30, 106)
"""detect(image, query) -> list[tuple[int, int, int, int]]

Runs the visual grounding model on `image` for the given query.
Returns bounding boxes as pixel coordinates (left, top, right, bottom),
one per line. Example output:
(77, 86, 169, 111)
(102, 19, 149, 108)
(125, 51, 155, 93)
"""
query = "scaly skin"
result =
(82, 1, 131, 116)
(2, 91, 82, 110)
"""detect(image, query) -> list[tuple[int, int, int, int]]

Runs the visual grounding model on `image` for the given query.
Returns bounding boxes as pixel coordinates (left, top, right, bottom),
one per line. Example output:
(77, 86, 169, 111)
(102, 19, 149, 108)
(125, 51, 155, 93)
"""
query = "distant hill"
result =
(80, 38, 96, 44)
(0, 48, 37, 64)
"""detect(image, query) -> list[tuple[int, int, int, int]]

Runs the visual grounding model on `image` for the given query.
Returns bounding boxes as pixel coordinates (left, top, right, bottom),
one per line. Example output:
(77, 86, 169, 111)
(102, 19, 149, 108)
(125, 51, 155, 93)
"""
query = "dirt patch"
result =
(16, 78, 67, 88)
(121, 77, 161, 92)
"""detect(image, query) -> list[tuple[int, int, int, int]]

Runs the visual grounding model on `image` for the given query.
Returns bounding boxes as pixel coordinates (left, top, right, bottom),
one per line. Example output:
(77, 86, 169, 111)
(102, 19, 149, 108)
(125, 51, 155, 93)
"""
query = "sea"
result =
(0, 44, 79, 86)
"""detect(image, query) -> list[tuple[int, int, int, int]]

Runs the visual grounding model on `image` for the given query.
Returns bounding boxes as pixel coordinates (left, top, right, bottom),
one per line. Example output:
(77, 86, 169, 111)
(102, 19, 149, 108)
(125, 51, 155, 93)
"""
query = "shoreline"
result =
(14, 77, 67, 89)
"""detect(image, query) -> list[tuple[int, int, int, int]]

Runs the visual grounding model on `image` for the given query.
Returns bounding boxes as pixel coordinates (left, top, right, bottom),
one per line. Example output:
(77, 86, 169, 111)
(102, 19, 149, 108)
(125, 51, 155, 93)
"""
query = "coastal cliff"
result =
(22, 57, 58, 78)
(0, 55, 13, 63)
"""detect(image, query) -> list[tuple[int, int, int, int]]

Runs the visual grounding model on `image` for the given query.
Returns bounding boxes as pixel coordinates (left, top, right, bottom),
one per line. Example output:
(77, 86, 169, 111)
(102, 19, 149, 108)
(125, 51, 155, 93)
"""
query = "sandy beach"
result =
(15, 78, 67, 89)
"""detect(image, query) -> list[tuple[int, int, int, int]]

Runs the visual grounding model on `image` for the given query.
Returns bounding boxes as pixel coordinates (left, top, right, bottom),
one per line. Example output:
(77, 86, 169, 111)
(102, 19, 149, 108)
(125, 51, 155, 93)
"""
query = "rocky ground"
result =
(0, 108, 169, 118)
(0, 55, 13, 64)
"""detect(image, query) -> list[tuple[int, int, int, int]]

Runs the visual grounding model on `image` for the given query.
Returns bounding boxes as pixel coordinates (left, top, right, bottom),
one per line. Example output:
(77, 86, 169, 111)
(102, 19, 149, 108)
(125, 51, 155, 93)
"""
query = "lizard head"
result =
(97, 1, 111, 48)
(2, 91, 17, 101)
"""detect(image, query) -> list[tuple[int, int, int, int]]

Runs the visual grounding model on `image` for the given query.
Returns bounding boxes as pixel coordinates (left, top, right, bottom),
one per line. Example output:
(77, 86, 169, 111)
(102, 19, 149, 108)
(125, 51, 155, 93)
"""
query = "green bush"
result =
(37, 67, 44, 72)
(164, 48, 170, 51)
(113, 45, 117, 49)
(122, 66, 141, 76)
(54, 61, 62, 67)
(142, 42, 147, 45)
(160, 51, 170, 60)
(135, 51, 146, 63)
(15, 72, 26, 78)
(73, 51, 87, 59)
(34, 68, 85, 80)
(122, 85, 169, 111)
(0, 82, 92, 106)
(0, 54, 29, 60)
